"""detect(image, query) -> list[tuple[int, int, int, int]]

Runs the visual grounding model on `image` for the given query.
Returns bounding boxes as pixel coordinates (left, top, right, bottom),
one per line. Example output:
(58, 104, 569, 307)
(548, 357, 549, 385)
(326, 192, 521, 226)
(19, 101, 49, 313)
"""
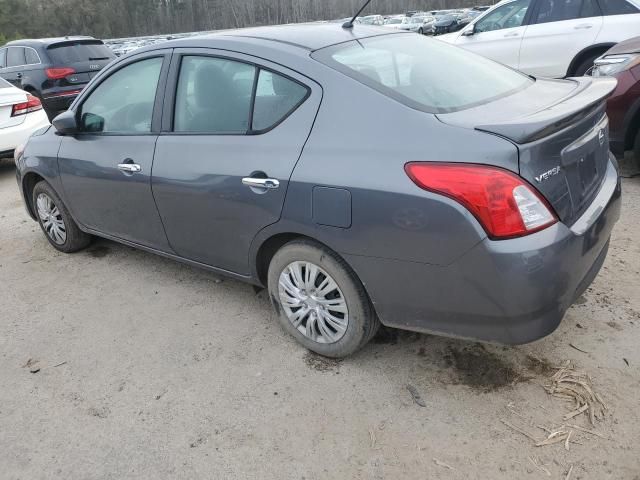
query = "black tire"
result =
(418, 27, 424, 35)
(267, 239, 379, 358)
(32, 181, 91, 253)
(572, 53, 601, 77)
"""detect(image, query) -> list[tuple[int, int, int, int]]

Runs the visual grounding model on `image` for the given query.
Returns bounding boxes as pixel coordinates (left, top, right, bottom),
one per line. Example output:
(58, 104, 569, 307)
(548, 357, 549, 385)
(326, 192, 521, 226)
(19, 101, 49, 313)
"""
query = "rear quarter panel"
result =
(256, 60, 521, 267)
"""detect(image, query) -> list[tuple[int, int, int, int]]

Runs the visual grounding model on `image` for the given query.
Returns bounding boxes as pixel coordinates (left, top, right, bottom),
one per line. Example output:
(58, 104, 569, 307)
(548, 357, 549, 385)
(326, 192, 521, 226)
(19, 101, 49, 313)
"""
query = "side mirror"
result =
(52, 110, 79, 135)
(462, 25, 475, 36)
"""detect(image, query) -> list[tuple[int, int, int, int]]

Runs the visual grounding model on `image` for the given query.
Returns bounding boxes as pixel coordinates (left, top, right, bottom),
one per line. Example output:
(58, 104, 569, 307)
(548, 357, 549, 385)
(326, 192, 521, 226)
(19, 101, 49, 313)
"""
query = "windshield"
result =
(313, 34, 533, 113)
(385, 18, 403, 24)
(411, 16, 426, 23)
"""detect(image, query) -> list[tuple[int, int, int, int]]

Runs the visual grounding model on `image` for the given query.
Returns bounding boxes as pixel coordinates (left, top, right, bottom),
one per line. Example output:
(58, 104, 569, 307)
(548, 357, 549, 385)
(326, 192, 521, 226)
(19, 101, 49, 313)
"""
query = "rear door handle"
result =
(503, 32, 519, 37)
(574, 24, 593, 29)
(242, 177, 280, 189)
(117, 163, 142, 173)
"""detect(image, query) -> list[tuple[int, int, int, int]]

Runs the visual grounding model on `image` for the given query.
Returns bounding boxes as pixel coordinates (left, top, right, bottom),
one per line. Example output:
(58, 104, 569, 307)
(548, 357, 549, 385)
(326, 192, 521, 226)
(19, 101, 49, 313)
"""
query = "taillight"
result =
(11, 94, 43, 117)
(404, 162, 557, 239)
(45, 67, 76, 80)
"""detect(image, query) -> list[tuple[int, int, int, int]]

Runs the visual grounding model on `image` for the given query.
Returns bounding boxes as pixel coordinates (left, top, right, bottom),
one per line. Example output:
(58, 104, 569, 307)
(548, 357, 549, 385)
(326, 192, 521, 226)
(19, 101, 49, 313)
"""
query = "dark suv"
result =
(0, 37, 115, 118)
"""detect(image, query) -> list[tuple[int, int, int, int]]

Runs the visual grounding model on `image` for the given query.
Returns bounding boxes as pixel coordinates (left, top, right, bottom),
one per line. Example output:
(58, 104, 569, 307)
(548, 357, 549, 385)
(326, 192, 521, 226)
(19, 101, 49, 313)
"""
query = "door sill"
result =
(82, 227, 255, 284)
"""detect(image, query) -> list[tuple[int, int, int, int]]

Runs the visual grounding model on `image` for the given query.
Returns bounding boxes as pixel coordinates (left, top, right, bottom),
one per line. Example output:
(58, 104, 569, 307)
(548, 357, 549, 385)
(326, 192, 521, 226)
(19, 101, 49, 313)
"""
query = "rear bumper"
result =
(346, 155, 621, 344)
(41, 88, 84, 112)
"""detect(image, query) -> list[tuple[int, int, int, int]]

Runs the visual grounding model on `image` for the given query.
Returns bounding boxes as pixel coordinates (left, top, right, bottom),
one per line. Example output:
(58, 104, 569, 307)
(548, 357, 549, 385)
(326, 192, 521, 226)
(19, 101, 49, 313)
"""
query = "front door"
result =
(58, 52, 172, 251)
(151, 50, 321, 275)
(456, 0, 533, 69)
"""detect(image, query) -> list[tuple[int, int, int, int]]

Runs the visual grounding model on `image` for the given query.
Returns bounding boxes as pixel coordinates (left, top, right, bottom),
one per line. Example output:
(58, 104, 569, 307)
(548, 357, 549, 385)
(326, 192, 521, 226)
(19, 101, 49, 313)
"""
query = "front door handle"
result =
(503, 32, 519, 37)
(242, 177, 280, 189)
(117, 163, 142, 174)
(574, 24, 593, 29)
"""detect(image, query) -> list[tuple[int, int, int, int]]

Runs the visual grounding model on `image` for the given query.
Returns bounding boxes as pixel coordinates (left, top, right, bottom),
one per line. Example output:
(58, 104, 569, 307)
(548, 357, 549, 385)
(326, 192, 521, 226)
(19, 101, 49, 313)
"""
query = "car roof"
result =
(191, 24, 401, 51)
(4, 36, 98, 47)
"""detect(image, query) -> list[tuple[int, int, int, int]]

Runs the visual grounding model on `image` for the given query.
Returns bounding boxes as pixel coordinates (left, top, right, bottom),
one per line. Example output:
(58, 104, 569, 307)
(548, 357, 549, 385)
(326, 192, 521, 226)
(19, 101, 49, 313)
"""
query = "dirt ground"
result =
(0, 157, 639, 480)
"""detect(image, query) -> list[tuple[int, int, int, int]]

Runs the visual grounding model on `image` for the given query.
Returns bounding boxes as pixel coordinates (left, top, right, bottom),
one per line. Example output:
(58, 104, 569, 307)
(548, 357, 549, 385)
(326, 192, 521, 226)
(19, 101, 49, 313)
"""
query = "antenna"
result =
(342, 0, 374, 29)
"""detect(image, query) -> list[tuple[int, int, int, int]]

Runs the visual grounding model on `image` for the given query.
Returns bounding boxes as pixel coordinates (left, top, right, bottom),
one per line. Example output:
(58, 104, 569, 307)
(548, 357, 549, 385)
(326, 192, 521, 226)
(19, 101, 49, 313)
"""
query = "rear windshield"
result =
(313, 34, 533, 113)
(47, 41, 115, 64)
(0, 77, 12, 88)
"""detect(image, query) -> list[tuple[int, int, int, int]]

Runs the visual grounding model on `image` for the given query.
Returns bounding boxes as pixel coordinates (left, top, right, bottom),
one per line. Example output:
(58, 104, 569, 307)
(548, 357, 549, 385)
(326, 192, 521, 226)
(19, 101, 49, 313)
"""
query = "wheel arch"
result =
(623, 97, 640, 151)
(21, 171, 46, 220)
(566, 43, 615, 77)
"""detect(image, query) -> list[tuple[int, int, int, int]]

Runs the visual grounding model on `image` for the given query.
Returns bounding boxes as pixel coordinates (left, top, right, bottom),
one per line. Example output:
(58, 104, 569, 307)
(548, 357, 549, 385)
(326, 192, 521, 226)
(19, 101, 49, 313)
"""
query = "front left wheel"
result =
(267, 239, 379, 358)
(32, 181, 91, 253)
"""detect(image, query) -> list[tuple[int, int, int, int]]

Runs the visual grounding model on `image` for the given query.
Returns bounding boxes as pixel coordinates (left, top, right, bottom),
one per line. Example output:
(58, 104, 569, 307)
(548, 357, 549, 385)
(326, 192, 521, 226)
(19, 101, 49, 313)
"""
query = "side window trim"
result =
(161, 49, 312, 136)
(71, 50, 173, 136)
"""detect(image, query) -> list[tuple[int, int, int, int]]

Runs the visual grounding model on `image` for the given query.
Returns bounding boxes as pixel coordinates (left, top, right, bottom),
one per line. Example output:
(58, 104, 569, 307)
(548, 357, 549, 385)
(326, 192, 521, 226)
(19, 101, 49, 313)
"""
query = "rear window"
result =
(312, 34, 533, 113)
(47, 41, 115, 64)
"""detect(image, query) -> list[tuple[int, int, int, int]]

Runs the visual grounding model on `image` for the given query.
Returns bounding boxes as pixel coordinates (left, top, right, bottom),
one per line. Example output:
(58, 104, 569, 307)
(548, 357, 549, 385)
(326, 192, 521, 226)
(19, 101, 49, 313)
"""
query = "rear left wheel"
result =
(32, 181, 91, 253)
(267, 239, 379, 358)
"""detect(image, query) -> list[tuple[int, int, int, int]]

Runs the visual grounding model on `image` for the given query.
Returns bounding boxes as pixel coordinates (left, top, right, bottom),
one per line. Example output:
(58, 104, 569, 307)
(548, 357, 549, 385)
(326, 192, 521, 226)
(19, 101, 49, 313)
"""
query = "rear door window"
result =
(47, 41, 115, 64)
(0, 49, 6, 68)
(7, 47, 26, 67)
(174, 56, 256, 133)
(533, 0, 600, 23)
(598, 0, 640, 14)
(173, 56, 309, 134)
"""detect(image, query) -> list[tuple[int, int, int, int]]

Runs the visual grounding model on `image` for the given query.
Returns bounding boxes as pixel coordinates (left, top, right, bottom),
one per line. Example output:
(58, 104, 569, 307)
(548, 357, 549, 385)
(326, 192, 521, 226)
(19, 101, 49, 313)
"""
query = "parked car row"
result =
(381, 9, 482, 35)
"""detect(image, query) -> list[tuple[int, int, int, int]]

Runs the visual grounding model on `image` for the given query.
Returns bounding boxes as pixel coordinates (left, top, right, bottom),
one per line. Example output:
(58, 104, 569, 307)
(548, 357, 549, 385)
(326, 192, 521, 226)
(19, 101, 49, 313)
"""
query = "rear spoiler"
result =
(47, 39, 105, 49)
(475, 77, 617, 144)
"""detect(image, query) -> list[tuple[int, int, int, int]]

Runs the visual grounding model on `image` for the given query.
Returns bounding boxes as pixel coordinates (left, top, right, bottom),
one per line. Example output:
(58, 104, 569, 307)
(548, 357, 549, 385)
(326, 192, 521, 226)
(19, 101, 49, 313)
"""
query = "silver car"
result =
(15, 25, 621, 357)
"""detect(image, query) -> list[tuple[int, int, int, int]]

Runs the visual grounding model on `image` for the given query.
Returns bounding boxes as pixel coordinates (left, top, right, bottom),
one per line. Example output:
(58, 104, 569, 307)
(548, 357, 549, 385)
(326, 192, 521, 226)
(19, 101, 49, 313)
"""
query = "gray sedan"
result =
(15, 25, 621, 357)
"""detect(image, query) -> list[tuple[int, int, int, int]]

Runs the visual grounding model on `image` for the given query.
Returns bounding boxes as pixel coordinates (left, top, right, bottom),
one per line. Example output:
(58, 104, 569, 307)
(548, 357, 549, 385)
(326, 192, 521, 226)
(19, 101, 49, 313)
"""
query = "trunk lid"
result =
(46, 40, 115, 85)
(0, 83, 27, 129)
(436, 77, 618, 226)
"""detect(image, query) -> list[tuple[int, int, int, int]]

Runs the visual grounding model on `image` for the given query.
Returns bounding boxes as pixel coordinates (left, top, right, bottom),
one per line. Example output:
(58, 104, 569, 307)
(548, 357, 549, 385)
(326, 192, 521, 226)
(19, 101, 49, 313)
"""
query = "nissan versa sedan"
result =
(15, 25, 621, 358)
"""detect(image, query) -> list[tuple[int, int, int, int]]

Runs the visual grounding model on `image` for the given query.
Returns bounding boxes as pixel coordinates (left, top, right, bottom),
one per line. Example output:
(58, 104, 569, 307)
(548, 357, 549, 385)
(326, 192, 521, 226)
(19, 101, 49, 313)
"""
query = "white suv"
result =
(439, 0, 640, 78)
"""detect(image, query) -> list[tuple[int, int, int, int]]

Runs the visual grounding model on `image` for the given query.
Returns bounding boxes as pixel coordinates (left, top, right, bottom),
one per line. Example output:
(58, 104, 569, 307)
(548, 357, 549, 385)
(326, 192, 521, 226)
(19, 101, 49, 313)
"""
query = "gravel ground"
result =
(1, 157, 639, 480)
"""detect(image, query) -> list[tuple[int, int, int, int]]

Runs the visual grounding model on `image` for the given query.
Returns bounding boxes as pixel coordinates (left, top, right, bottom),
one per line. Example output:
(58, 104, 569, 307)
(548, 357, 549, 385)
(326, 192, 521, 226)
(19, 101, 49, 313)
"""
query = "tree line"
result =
(0, 0, 476, 43)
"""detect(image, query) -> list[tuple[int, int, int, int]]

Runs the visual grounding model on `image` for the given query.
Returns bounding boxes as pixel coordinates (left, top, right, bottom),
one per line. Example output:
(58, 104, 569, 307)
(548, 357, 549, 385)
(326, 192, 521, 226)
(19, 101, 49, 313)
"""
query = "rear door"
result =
(151, 48, 321, 275)
(58, 50, 172, 251)
(46, 40, 116, 87)
(519, 0, 603, 77)
(596, 0, 640, 44)
(454, 0, 533, 68)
